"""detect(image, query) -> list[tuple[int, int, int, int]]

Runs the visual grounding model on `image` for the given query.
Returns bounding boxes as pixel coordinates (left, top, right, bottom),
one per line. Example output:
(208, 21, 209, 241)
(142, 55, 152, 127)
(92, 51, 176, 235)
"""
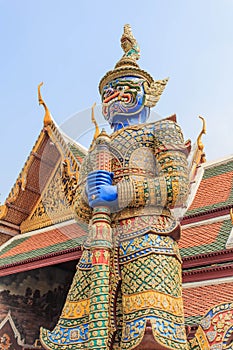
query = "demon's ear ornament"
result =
(144, 78, 169, 108)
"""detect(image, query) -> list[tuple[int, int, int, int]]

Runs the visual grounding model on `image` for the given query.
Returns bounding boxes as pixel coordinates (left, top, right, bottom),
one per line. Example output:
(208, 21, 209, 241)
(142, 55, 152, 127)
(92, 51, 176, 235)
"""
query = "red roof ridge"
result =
(182, 213, 231, 228)
(183, 275, 233, 289)
(202, 154, 233, 169)
(182, 204, 233, 224)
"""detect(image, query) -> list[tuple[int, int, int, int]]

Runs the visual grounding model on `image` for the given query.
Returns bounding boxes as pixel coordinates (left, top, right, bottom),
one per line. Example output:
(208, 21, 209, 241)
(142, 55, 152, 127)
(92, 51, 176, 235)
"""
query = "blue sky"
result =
(0, 0, 233, 202)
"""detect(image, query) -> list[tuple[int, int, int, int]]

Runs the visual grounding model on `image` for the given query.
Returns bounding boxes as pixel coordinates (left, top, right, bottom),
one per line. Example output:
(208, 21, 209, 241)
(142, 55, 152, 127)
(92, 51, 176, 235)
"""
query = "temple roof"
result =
(0, 118, 87, 237)
(184, 155, 233, 221)
(183, 280, 233, 325)
(0, 221, 87, 276)
(178, 155, 233, 289)
(179, 217, 232, 257)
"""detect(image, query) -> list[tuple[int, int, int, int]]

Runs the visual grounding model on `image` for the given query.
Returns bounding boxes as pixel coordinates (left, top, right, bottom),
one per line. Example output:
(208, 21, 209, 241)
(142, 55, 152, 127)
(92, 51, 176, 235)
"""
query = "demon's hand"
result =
(87, 170, 118, 208)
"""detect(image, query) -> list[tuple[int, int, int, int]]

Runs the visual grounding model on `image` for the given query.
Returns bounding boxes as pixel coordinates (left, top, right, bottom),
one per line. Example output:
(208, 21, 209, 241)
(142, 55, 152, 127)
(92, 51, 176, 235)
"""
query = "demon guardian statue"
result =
(40, 25, 191, 350)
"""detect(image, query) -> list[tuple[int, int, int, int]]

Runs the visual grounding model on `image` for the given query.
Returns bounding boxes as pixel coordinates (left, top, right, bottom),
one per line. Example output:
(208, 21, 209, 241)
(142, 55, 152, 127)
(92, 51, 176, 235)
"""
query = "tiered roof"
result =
(183, 280, 233, 326)
(180, 155, 233, 335)
(0, 106, 88, 275)
(0, 116, 86, 234)
(183, 156, 233, 223)
(0, 221, 87, 276)
(180, 219, 231, 257)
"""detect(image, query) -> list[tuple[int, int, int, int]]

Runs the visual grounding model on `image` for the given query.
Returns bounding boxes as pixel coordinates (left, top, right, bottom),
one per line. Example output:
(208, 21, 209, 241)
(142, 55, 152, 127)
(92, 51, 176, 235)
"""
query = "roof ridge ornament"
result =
(230, 208, 233, 225)
(197, 115, 207, 160)
(38, 82, 52, 127)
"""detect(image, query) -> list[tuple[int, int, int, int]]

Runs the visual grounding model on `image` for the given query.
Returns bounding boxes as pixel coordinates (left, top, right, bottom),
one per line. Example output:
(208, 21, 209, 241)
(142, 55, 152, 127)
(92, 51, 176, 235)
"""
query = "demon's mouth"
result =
(103, 91, 132, 105)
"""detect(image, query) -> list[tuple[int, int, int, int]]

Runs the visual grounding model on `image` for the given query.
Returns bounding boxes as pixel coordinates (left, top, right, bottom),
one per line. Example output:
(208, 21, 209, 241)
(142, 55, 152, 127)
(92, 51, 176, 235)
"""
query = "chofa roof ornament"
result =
(99, 24, 168, 108)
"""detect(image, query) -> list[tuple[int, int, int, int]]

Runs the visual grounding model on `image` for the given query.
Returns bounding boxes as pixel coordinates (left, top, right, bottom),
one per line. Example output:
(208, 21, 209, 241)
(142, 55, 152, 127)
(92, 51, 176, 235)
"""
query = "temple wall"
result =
(0, 265, 75, 347)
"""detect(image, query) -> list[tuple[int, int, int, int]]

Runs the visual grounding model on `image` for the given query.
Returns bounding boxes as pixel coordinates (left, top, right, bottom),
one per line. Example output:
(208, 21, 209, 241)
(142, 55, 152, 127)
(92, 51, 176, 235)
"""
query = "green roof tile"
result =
(69, 143, 86, 160)
(0, 236, 86, 267)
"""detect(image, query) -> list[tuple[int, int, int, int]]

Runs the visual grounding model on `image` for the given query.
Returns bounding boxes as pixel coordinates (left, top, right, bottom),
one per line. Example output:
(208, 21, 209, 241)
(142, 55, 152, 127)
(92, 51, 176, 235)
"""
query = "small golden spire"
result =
(230, 208, 233, 225)
(38, 82, 52, 127)
(91, 102, 100, 141)
(89, 103, 101, 151)
(189, 116, 207, 182)
(197, 116, 207, 163)
(197, 116, 206, 151)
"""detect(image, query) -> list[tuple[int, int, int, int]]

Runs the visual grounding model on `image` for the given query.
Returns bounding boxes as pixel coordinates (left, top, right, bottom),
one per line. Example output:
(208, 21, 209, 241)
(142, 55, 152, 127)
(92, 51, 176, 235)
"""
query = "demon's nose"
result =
(104, 87, 114, 98)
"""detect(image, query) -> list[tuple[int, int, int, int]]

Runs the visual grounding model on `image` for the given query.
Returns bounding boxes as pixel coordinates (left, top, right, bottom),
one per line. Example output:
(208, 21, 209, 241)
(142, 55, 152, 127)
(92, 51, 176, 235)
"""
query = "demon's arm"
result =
(116, 120, 190, 211)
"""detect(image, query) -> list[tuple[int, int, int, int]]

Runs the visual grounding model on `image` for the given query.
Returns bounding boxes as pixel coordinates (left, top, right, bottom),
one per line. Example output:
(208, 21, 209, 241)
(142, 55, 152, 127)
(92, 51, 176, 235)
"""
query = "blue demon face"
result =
(101, 76, 149, 130)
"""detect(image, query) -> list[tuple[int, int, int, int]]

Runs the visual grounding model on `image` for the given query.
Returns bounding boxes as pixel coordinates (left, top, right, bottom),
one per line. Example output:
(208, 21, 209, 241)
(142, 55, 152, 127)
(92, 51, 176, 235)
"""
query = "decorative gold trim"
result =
(61, 299, 90, 319)
(91, 102, 100, 141)
(189, 116, 207, 182)
(7, 181, 21, 204)
(45, 121, 85, 166)
(99, 66, 155, 94)
(38, 82, 52, 127)
(144, 78, 169, 108)
(1, 83, 85, 229)
(197, 115, 206, 161)
(0, 204, 8, 220)
(20, 159, 75, 233)
(230, 208, 233, 225)
(89, 102, 100, 151)
(123, 290, 184, 316)
(2, 129, 46, 212)
(62, 158, 79, 183)
(190, 325, 209, 349)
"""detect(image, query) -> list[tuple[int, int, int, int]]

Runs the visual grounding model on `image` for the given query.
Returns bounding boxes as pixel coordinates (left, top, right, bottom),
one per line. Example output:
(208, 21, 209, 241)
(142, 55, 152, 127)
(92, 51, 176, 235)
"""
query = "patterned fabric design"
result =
(119, 234, 188, 349)
(121, 253, 182, 297)
(119, 232, 181, 264)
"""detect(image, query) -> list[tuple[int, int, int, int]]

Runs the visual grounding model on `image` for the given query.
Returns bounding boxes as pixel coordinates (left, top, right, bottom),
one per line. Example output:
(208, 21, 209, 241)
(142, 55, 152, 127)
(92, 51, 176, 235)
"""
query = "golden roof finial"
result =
(230, 208, 233, 225)
(89, 102, 100, 150)
(197, 116, 207, 163)
(91, 102, 100, 141)
(189, 116, 207, 182)
(38, 82, 52, 127)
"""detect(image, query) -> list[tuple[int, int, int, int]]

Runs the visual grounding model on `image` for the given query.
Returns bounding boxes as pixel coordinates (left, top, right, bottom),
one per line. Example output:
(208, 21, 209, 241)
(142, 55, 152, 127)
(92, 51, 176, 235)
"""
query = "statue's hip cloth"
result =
(110, 214, 188, 350)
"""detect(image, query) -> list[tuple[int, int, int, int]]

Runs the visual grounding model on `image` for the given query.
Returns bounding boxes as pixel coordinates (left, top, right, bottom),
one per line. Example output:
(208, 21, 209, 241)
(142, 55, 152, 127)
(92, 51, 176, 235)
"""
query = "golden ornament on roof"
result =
(38, 82, 52, 127)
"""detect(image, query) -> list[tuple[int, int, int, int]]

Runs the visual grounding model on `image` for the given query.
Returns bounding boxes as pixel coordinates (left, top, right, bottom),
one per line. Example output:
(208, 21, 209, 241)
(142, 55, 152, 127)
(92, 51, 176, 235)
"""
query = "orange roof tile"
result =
(179, 219, 232, 257)
(183, 282, 233, 319)
(179, 222, 222, 249)
(189, 171, 233, 211)
(0, 223, 87, 266)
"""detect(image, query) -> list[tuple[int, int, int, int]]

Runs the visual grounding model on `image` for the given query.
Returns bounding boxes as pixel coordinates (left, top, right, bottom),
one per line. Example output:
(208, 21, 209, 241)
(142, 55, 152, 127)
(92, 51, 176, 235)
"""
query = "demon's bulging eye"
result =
(116, 85, 127, 91)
